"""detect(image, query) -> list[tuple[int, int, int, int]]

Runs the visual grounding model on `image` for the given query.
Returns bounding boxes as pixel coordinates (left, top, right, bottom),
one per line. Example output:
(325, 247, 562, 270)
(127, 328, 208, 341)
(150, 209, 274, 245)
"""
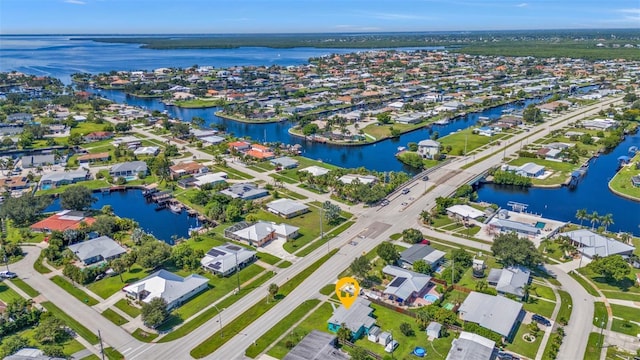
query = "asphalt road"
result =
(12, 94, 627, 360)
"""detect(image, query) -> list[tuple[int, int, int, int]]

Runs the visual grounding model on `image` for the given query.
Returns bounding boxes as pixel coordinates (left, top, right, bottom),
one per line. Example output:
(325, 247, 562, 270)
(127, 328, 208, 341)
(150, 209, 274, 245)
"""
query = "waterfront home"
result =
(20, 153, 57, 168)
(457, 292, 524, 340)
(200, 243, 257, 277)
(220, 183, 268, 200)
(39, 169, 90, 188)
(133, 146, 160, 156)
(246, 144, 275, 160)
(283, 331, 347, 360)
(446, 204, 485, 220)
(190, 129, 219, 138)
(170, 161, 209, 180)
(228, 140, 251, 152)
(0, 176, 30, 192)
(109, 161, 148, 178)
(400, 244, 446, 268)
(299, 165, 330, 177)
(84, 131, 113, 142)
(123, 270, 208, 311)
(30, 210, 96, 233)
(382, 265, 435, 306)
(266, 198, 309, 218)
(417, 139, 440, 159)
(338, 174, 378, 185)
(501, 162, 545, 178)
(7, 112, 33, 123)
(192, 172, 228, 189)
(476, 126, 496, 137)
(557, 229, 635, 259)
(327, 297, 376, 340)
(631, 175, 640, 187)
(487, 266, 531, 300)
(488, 217, 540, 237)
(68, 236, 126, 266)
(270, 156, 299, 169)
(200, 135, 225, 146)
(77, 152, 110, 165)
(111, 136, 141, 149)
(228, 220, 299, 247)
(445, 332, 496, 360)
(0, 124, 24, 137)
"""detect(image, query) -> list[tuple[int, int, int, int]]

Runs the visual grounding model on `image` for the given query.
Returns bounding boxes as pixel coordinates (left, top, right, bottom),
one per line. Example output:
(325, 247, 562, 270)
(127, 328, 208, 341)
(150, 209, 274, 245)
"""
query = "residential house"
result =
(84, 131, 113, 142)
(68, 236, 126, 266)
(266, 198, 310, 218)
(30, 210, 96, 232)
(417, 139, 440, 159)
(382, 265, 434, 305)
(229, 220, 299, 247)
(487, 266, 531, 300)
(111, 136, 141, 149)
(4, 348, 66, 360)
(7, 112, 33, 123)
(170, 161, 209, 180)
(220, 183, 268, 200)
(337, 174, 377, 185)
(501, 162, 545, 178)
(228, 140, 251, 152)
(109, 161, 148, 178)
(20, 154, 56, 168)
(581, 118, 618, 130)
(271, 156, 299, 169)
(327, 297, 376, 340)
(39, 169, 89, 188)
(488, 217, 540, 237)
(400, 244, 446, 268)
(445, 332, 497, 360)
(283, 330, 348, 360)
(200, 135, 225, 146)
(446, 204, 485, 220)
(0, 176, 30, 192)
(557, 229, 635, 259)
(192, 172, 228, 189)
(631, 175, 640, 187)
(299, 165, 330, 177)
(457, 292, 524, 340)
(133, 146, 160, 156)
(122, 269, 209, 310)
(200, 243, 257, 277)
(246, 144, 275, 160)
(77, 152, 110, 165)
(476, 126, 495, 137)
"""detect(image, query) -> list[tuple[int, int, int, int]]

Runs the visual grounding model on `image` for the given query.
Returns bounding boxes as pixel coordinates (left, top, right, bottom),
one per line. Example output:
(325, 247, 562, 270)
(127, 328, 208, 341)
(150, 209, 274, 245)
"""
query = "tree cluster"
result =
(0, 298, 41, 339)
(587, 255, 630, 282)
(141, 297, 169, 328)
(491, 232, 543, 268)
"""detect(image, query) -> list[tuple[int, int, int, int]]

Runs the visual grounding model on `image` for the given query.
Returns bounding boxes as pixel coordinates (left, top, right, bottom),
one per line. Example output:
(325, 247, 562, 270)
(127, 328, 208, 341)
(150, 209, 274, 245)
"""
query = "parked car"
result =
(497, 351, 514, 360)
(0, 271, 17, 279)
(532, 314, 551, 326)
(385, 340, 399, 353)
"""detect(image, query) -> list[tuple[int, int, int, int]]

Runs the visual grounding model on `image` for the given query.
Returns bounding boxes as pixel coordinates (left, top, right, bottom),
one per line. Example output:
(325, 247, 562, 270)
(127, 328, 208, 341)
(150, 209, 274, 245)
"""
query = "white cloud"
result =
(64, 0, 86, 4)
(361, 11, 432, 21)
(516, 3, 528, 7)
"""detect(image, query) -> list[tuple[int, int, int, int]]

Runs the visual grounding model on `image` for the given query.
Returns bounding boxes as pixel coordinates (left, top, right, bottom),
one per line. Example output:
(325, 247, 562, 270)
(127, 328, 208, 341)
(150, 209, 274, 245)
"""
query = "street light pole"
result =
(213, 305, 224, 338)
(235, 252, 240, 293)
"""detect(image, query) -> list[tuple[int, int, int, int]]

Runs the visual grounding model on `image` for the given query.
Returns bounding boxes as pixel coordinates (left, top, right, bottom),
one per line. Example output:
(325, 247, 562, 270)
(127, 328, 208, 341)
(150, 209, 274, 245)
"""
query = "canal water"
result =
(477, 133, 640, 236)
(45, 189, 196, 243)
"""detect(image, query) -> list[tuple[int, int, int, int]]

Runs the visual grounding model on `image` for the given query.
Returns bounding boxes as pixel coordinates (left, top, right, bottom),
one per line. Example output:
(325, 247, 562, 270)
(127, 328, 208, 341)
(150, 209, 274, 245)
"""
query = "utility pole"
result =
(98, 330, 105, 360)
(235, 252, 240, 293)
(464, 134, 468, 156)
(320, 206, 327, 254)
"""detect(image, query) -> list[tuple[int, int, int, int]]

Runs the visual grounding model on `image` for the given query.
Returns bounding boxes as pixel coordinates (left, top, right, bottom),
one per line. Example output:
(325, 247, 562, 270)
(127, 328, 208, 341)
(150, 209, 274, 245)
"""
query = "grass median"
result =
(41, 301, 100, 345)
(9, 278, 40, 297)
(190, 249, 339, 358)
(51, 275, 99, 306)
(102, 308, 128, 326)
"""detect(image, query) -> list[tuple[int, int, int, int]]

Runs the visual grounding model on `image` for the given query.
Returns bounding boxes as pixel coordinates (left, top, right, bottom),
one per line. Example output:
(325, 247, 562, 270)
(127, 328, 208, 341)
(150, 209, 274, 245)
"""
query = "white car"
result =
(0, 271, 17, 279)
(385, 340, 399, 353)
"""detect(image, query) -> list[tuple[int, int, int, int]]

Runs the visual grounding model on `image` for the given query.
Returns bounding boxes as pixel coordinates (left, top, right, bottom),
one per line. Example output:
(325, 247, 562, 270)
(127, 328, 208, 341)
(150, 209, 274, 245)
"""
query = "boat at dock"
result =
(169, 203, 183, 214)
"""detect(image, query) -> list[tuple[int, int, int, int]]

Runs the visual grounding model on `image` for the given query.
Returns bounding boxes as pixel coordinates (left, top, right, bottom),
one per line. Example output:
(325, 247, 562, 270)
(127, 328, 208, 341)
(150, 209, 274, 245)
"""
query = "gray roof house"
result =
(39, 169, 89, 188)
(400, 244, 446, 267)
(487, 266, 531, 300)
(123, 269, 209, 310)
(445, 332, 497, 360)
(4, 348, 65, 360)
(327, 297, 376, 340)
(558, 229, 636, 259)
(457, 292, 524, 339)
(109, 161, 148, 177)
(68, 236, 126, 265)
(488, 217, 540, 237)
(220, 183, 269, 200)
(271, 156, 299, 169)
(417, 139, 440, 159)
(266, 198, 310, 218)
(382, 265, 433, 305)
(21, 154, 56, 168)
(284, 330, 348, 360)
(200, 243, 257, 277)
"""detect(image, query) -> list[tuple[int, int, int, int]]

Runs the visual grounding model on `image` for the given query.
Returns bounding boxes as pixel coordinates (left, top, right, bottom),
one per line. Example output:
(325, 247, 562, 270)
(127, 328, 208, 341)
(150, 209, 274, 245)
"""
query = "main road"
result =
(13, 94, 627, 360)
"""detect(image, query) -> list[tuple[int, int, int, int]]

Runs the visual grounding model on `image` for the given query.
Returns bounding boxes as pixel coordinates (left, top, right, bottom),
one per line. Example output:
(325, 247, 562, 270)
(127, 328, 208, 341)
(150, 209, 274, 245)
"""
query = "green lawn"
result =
(18, 326, 86, 357)
(610, 304, 640, 322)
(257, 251, 282, 265)
(8, 278, 40, 297)
(593, 302, 608, 328)
(569, 272, 600, 297)
(245, 299, 320, 358)
(104, 347, 125, 360)
(531, 284, 556, 302)
(506, 324, 543, 360)
(556, 290, 572, 325)
(294, 220, 355, 257)
(269, 172, 299, 184)
(0, 282, 23, 302)
(523, 297, 556, 318)
(41, 301, 100, 344)
(600, 290, 640, 302)
(33, 254, 52, 274)
(432, 215, 455, 228)
(611, 318, 640, 336)
(115, 298, 141, 318)
(87, 265, 151, 299)
(578, 268, 640, 294)
(439, 128, 496, 155)
(102, 308, 128, 326)
(608, 153, 640, 200)
(319, 284, 335, 296)
(132, 328, 159, 342)
(50, 275, 99, 305)
(584, 332, 602, 360)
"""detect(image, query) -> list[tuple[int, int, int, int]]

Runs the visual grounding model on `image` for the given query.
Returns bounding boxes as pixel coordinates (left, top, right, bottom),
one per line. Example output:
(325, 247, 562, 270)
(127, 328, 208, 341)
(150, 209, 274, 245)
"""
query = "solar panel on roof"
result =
(226, 245, 241, 251)
(389, 277, 407, 287)
(207, 249, 226, 257)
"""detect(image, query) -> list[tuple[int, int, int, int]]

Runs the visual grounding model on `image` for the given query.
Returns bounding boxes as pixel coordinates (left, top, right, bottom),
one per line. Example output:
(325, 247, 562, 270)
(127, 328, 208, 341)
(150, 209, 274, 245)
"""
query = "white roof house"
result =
(133, 146, 160, 156)
(558, 229, 635, 259)
(68, 236, 126, 265)
(123, 270, 208, 310)
(266, 198, 309, 218)
(338, 174, 378, 185)
(446, 204, 485, 220)
(445, 332, 496, 360)
(457, 292, 523, 338)
(201, 243, 256, 277)
(231, 221, 300, 247)
(193, 172, 228, 188)
(300, 165, 330, 177)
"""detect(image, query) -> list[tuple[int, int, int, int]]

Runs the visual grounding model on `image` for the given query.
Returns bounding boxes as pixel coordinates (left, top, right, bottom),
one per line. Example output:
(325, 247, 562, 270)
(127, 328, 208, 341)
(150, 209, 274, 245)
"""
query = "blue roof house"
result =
(327, 298, 376, 340)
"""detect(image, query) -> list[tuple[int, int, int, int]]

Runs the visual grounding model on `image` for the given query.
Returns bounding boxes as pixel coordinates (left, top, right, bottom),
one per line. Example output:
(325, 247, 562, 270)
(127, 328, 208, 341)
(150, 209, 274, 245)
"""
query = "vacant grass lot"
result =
(609, 161, 640, 200)
(610, 304, 640, 322)
(439, 128, 498, 155)
(611, 318, 640, 336)
(295, 220, 355, 257)
(87, 265, 151, 299)
(51, 276, 99, 305)
(584, 332, 602, 360)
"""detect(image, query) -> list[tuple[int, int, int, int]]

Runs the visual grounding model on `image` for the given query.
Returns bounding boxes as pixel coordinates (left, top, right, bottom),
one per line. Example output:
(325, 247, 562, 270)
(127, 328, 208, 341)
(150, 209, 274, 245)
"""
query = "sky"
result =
(1, 0, 639, 34)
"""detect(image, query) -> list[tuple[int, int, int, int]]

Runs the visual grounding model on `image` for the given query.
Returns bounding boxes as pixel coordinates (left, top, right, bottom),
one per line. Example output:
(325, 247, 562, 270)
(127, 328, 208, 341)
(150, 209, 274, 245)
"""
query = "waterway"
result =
(45, 189, 196, 243)
(477, 133, 640, 236)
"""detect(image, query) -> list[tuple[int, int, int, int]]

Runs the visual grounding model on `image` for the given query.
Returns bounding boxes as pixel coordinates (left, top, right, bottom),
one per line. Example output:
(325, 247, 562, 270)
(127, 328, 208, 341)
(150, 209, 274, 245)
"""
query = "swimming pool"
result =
(535, 221, 546, 229)
(125, 175, 138, 181)
(423, 294, 439, 303)
(40, 184, 52, 190)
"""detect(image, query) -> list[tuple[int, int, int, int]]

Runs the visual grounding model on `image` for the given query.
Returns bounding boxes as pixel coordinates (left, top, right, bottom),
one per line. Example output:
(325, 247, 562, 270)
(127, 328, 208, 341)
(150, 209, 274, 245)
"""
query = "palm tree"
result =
(620, 232, 631, 244)
(600, 213, 614, 233)
(575, 208, 587, 227)
(589, 211, 600, 230)
(420, 210, 432, 225)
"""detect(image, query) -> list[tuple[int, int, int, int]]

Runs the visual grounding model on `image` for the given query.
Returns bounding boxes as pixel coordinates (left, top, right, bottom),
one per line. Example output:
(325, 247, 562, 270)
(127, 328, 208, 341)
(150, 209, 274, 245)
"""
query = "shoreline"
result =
(608, 178, 640, 203)
(215, 111, 285, 124)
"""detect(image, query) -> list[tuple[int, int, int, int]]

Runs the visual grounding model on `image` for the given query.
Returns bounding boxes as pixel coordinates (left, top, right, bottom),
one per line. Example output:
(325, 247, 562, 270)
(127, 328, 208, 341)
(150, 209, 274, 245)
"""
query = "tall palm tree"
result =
(589, 211, 600, 230)
(575, 208, 588, 227)
(600, 213, 614, 233)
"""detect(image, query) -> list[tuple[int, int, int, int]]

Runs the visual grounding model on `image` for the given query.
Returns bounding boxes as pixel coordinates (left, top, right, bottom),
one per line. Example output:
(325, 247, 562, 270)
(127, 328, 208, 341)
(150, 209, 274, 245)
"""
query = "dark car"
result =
(497, 352, 513, 360)
(422, 175, 429, 181)
(532, 314, 551, 326)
